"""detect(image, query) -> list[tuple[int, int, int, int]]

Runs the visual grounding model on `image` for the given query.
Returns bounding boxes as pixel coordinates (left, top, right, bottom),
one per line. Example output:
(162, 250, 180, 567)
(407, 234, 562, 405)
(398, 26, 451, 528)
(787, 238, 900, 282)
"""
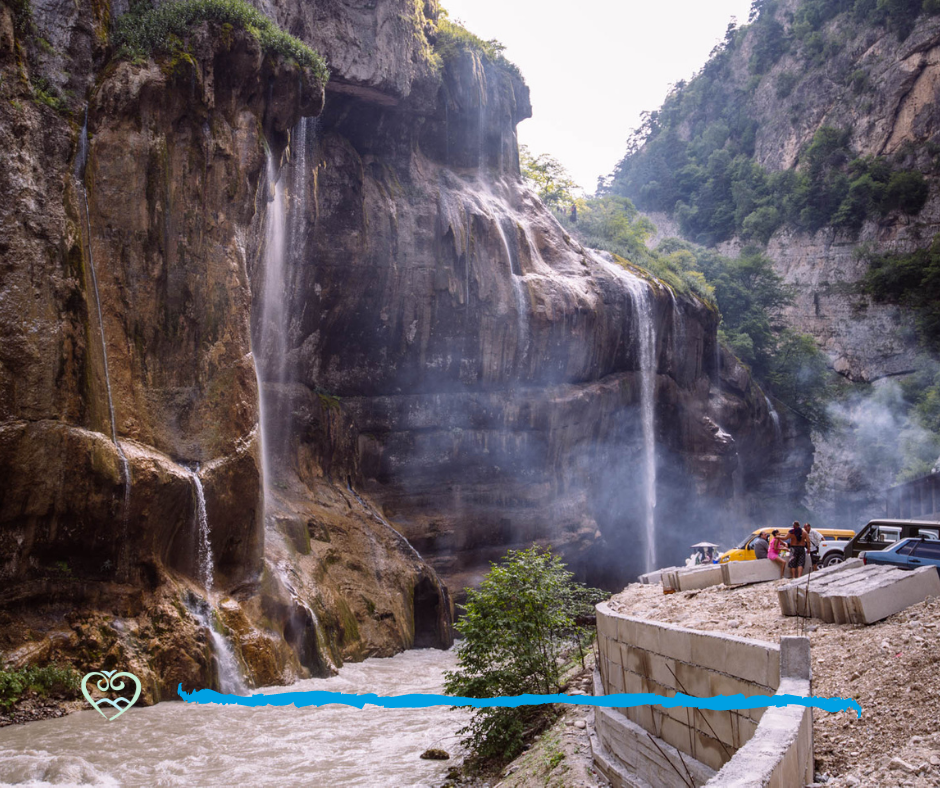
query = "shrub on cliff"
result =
(444, 548, 603, 765)
(112, 0, 328, 83)
(432, 12, 522, 81)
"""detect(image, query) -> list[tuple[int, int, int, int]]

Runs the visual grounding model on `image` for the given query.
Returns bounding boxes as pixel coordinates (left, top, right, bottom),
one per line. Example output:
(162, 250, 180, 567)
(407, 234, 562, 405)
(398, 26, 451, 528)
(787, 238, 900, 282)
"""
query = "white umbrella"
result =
(690, 541, 719, 549)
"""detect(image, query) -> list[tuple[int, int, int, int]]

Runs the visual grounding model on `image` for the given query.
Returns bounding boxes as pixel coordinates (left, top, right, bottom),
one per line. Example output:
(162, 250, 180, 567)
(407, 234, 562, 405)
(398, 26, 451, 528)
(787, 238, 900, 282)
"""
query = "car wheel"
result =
(822, 553, 843, 568)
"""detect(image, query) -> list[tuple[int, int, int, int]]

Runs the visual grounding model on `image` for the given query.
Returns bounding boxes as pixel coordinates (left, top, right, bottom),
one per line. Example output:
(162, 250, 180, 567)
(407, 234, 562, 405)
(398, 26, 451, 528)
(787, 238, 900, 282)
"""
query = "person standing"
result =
(753, 532, 769, 560)
(767, 530, 786, 577)
(804, 523, 822, 570)
(786, 520, 808, 579)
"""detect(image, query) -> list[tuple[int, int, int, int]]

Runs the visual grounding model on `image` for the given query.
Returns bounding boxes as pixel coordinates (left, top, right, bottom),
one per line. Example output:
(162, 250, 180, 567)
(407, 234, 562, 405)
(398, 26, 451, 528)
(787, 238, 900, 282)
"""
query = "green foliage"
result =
(560, 195, 713, 300)
(657, 239, 833, 422)
(433, 14, 522, 81)
(111, 0, 329, 83)
(444, 548, 604, 765)
(864, 235, 940, 351)
(30, 75, 67, 113)
(519, 145, 579, 210)
(609, 0, 935, 245)
(0, 665, 80, 709)
(775, 71, 799, 99)
(9, 0, 33, 35)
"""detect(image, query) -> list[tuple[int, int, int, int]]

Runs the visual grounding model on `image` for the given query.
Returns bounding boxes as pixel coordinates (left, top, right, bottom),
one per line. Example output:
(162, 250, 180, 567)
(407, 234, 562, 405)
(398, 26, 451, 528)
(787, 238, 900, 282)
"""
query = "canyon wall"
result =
(0, 0, 802, 695)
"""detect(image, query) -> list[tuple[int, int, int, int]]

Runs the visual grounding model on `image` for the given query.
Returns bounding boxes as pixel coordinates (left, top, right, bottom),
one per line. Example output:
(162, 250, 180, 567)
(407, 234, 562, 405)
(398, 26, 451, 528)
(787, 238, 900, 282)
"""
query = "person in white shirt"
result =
(804, 523, 822, 570)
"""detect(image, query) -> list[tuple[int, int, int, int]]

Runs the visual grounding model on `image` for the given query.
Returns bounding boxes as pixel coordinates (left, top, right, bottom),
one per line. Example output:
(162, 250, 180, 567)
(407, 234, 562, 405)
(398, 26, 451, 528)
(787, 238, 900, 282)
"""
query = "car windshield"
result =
(897, 541, 917, 556)
(736, 535, 754, 549)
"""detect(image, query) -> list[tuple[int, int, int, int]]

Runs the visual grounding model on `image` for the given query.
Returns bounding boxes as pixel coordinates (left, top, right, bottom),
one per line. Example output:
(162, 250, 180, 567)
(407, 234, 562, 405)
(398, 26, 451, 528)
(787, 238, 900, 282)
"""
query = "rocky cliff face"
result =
(711, 0, 940, 383)
(0, 0, 798, 695)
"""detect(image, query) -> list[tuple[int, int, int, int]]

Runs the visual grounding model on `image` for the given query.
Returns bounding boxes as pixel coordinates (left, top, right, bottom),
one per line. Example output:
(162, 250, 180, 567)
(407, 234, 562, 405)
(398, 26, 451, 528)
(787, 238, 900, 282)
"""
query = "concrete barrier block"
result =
(674, 660, 712, 697)
(677, 565, 724, 591)
(640, 565, 682, 585)
(631, 618, 661, 653)
(780, 637, 811, 680)
(657, 712, 695, 758)
(647, 652, 678, 690)
(662, 570, 679, 592)
(721, 559, 781, 586)
(695, 728, 732, 771)
(708, 671, 775, 699)
(690, 630, 779, 687)
(622, 643, 651, 676)
(656, 621, 694, 663)
(849, 565, 940, 624)
(615, 615, 636, 646)
(697, 706, 735, 749)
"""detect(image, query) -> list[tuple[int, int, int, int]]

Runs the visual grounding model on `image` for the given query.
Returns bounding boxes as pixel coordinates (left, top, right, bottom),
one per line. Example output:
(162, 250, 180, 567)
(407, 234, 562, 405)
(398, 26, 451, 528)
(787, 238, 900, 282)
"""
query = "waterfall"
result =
(74, 110, 132, 568)
(186, 596, 246, 696)
(188, 466, 214, 594)
(271, 562, 337, 672)
(256, 146, 289, 507)
(493, 216, 529, 369)
(765, 395, 783, 442)
(624, 274, 658, 574)
(256, 119, 315, 507)
(183, 467, 246, 694)
(478, 95, 486, 171)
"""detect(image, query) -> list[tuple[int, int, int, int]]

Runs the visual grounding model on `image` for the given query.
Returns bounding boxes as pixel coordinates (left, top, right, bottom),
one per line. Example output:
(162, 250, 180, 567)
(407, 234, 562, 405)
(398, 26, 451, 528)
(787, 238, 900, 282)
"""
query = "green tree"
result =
(519, 146, 579, 209)
(444, 548, 604, 765)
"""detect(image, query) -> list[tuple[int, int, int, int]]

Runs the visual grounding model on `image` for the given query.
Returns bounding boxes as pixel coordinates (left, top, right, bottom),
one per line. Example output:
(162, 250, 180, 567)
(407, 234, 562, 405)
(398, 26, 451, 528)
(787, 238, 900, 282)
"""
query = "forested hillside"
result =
(581, 0, 940, 524)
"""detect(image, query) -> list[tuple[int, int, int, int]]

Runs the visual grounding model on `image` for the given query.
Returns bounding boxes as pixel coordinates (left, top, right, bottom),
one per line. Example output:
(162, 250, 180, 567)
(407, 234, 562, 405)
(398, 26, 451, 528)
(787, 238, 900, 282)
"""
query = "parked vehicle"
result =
(844, 519, 940, 559)
(718, 528, 854, 565)
(859, 538, 940, 575)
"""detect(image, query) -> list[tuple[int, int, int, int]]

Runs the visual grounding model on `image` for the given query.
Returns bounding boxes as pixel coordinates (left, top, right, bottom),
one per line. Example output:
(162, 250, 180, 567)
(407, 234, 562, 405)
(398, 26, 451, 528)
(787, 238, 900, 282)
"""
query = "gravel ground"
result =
(608, 579, 940, 786)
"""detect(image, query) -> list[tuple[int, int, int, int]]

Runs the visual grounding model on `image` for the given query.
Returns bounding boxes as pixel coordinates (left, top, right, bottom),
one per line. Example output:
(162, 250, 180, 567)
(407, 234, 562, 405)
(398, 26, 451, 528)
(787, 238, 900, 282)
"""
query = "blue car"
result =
(860, 538, 940, 575)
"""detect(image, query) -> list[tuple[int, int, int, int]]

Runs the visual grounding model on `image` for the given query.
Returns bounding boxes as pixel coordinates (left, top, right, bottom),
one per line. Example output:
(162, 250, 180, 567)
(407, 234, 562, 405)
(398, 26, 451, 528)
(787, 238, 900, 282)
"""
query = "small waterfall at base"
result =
(765, 395, 783, 442)
(187, 466, 214, 594)
(74, 110, 131, 569)
(184, 467, 246, 694)
(624, 275, 658, 574)
(271, 562, 337, 673)
(186, 595, 247, 696)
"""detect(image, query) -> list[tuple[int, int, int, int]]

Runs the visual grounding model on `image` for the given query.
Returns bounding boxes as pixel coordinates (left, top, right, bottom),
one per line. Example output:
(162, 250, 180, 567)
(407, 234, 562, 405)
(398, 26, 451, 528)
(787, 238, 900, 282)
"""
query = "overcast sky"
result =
(442, 0, 755, 192)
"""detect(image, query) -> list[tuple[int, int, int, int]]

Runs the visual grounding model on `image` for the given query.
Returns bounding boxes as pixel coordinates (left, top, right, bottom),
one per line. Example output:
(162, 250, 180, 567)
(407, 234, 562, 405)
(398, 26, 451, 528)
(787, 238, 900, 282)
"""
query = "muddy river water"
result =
(0, 648, 468, 787)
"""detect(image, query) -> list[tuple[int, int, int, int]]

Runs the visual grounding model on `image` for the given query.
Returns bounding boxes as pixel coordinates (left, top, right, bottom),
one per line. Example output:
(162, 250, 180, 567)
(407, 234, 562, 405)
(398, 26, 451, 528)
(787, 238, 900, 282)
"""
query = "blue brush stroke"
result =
(178, 685, 862, 718)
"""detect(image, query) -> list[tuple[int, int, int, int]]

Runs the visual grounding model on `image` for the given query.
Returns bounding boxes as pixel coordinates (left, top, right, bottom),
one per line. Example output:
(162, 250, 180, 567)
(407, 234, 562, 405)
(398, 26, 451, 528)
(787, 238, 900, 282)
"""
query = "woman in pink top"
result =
(767, 529, 786, 577)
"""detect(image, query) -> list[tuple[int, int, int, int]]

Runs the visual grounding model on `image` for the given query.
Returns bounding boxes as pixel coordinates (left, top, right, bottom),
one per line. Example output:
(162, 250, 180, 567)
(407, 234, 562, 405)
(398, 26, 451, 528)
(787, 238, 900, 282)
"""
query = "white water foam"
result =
(0, 650, 466, 787)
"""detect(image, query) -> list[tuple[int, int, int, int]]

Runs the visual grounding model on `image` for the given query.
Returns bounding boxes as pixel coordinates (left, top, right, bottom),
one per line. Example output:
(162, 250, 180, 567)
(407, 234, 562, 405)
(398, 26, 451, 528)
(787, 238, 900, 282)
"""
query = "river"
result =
(0, 649, 468, 787)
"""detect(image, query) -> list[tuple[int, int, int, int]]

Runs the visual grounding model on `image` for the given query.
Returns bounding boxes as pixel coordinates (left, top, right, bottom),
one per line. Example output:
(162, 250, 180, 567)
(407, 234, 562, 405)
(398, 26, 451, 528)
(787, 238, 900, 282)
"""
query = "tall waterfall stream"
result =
(74, 110, 132, 573)
(0, 649, 466, 787)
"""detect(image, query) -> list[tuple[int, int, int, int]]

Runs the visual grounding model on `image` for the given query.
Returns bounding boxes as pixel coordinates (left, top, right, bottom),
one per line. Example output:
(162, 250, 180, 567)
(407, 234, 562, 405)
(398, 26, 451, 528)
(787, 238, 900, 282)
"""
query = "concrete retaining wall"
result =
(594, 602, 813, 787)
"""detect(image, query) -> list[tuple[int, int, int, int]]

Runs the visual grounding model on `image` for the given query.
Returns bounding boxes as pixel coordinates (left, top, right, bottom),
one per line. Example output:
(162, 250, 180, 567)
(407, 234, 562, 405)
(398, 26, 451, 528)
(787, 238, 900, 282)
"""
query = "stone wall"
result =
(593, 601, 813, 787)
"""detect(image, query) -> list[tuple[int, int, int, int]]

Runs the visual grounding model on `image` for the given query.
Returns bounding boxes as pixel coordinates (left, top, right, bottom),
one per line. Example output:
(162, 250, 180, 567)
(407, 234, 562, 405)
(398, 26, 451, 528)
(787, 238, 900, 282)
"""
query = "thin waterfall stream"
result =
(623, 273, 658, 574)
(184, 465, 246, 696)
(765, 394, 783, 442)
(74, 110, 131, 571)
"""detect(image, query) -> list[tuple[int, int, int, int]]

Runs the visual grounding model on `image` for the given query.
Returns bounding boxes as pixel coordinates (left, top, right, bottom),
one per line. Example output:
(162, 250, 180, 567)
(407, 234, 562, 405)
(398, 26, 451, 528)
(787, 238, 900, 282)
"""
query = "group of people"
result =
(753, 522, 822, 578)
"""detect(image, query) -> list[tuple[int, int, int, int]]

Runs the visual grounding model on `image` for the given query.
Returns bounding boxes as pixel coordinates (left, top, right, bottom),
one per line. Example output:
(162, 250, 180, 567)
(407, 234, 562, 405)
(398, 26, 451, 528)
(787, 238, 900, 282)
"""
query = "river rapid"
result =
(0, 648, 468, 787)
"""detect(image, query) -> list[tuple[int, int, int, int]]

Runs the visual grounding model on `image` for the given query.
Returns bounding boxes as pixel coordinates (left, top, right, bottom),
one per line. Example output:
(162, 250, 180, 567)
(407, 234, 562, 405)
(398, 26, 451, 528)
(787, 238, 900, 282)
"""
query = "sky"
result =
(442, 0, 755, 193)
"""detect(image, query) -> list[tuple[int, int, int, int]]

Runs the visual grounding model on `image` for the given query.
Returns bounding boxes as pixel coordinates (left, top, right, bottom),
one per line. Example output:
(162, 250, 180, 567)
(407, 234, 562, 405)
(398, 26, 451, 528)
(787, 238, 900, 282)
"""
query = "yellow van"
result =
(718, 528, 855, 566)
